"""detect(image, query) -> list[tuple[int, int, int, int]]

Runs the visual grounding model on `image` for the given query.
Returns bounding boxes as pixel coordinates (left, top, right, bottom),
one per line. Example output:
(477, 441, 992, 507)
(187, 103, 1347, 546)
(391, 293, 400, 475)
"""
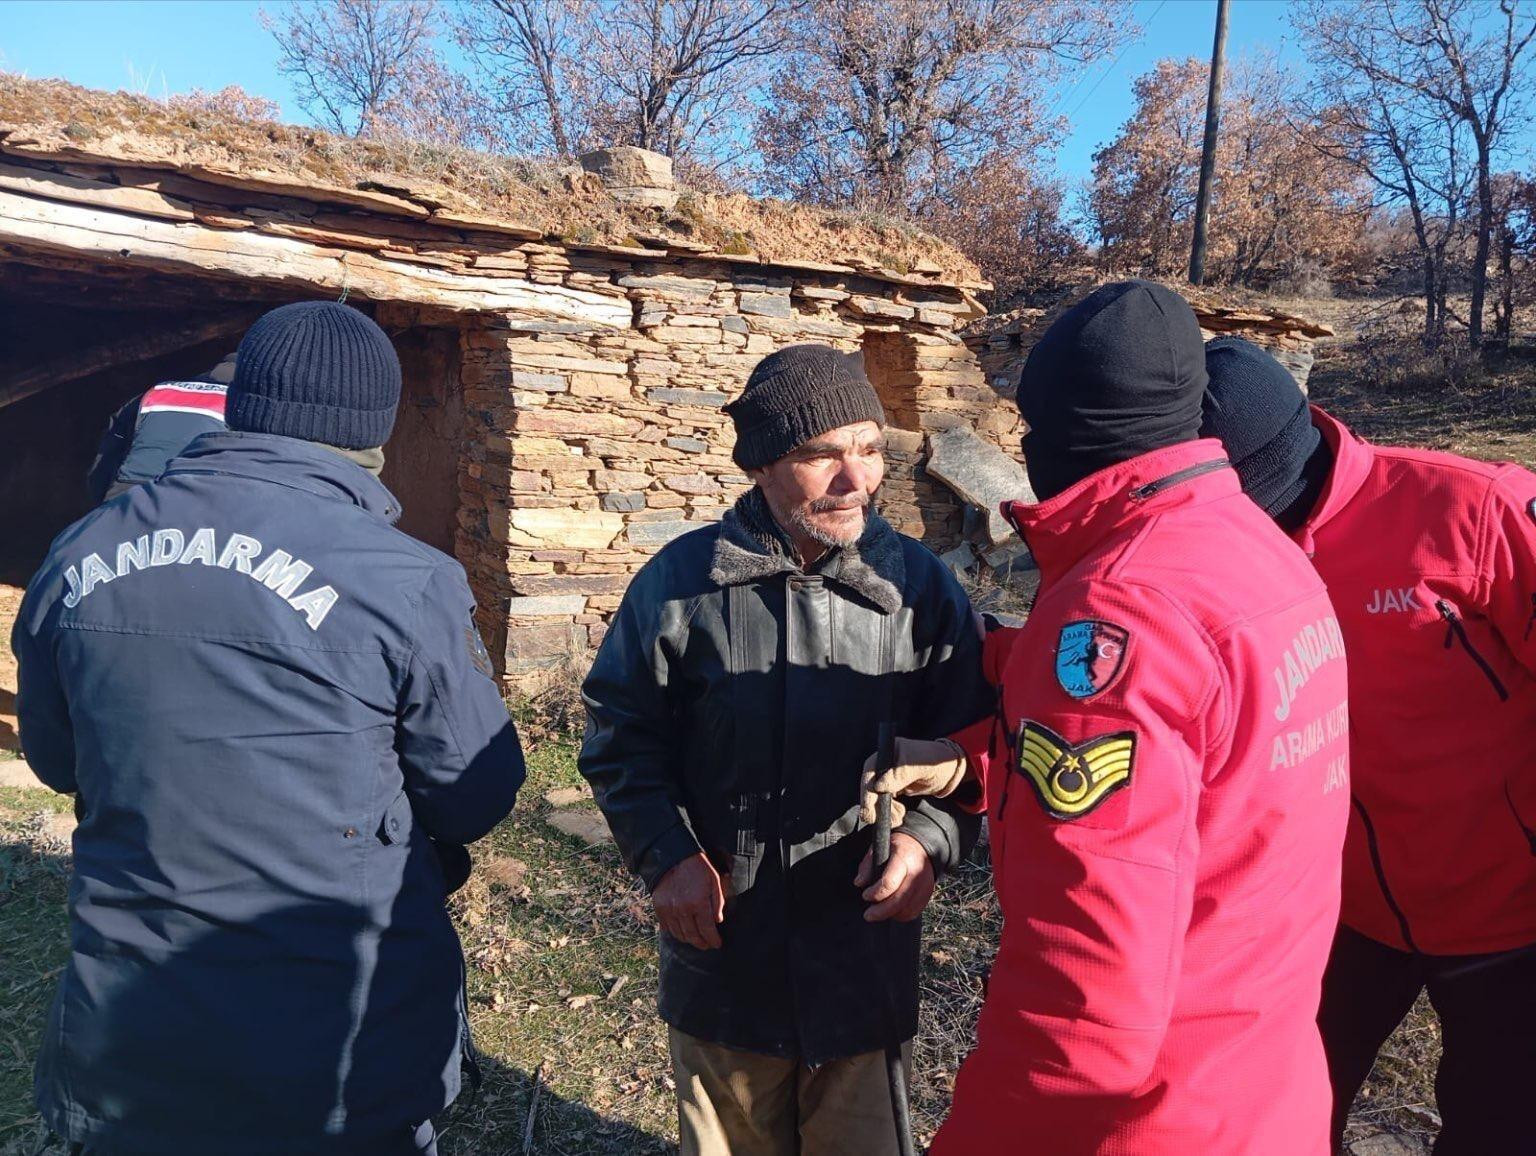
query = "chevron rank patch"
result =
(1015, 720, 1137, 820)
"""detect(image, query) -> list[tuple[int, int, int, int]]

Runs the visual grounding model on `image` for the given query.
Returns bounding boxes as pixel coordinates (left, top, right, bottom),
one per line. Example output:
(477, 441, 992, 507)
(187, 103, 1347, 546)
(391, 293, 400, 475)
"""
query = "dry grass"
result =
(0, 74, 980, 285)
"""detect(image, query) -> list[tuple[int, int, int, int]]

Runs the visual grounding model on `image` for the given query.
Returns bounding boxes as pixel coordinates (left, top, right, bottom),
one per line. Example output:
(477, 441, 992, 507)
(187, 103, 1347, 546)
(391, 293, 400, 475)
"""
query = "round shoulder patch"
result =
(1055, 620, 1129, 699)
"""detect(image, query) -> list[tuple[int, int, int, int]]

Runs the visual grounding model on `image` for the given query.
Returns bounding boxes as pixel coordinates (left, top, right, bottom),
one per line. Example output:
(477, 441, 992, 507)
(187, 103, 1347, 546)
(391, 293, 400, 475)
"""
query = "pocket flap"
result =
(377, 791, 414, 846)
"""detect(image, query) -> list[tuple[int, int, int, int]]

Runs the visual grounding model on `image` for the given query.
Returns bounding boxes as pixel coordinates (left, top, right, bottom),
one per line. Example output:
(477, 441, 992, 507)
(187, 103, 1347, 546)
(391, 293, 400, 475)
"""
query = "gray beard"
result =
(789, 503, 868, 550)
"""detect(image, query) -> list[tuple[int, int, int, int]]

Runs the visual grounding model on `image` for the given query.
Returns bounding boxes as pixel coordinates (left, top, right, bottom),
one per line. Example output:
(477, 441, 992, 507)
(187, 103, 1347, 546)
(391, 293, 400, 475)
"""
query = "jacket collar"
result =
(162, 431, 403, 524)
(1003, 438, 1236, 578)
(710, 487, 906, 614)
(1293, 406, 1373, 555)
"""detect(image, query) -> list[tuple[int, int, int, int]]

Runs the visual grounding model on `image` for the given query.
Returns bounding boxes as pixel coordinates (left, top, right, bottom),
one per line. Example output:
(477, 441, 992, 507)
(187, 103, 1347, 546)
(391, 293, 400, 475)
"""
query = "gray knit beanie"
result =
(228, 302, 402, 450)
(726, 344, 886, 469)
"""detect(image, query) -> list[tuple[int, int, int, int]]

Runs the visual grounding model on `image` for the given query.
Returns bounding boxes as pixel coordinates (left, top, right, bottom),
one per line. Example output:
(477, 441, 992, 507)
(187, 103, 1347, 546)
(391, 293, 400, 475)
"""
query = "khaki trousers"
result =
(669, 1026, 913, 1156)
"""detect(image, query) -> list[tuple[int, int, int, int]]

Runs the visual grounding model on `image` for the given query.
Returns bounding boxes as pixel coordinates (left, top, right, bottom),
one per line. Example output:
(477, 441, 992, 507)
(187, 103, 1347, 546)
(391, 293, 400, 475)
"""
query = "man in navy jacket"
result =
(13, 301, 525, 1155)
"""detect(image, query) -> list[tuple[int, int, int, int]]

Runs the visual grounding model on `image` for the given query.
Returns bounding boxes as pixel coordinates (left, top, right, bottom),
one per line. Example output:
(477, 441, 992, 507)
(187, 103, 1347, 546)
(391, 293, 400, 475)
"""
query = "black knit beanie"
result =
(1018, 280, 1208, 500)
(726, 344, 885, 469)
(227, 302, 402, 450)
(1200, 336, 1328, 531)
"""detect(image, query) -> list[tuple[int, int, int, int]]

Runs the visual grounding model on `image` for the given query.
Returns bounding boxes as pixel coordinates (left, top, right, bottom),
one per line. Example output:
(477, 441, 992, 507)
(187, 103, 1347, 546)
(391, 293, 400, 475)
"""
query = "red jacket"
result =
(1296, 408, 1536, 955)
(935, 441, 1348, 1156)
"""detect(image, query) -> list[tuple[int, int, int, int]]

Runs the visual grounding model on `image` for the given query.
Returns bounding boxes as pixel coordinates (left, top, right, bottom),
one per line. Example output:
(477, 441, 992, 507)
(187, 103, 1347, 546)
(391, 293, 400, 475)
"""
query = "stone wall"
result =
(963, 290, 1334, 401)
(451, 253, 1016, 676)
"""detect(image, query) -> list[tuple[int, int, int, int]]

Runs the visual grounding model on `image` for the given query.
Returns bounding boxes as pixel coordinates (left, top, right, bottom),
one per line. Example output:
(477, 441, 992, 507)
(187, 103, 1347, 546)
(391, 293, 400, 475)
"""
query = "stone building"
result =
(963, 288, 1334, 401)
(0, 79, 1021, 679)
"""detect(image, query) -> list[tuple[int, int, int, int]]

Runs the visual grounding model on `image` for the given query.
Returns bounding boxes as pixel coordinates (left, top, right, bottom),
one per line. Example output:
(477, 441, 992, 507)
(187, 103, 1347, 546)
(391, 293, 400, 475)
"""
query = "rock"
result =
(507, 594, 587, 618)
(504, 623, 586, 669)
(1272, 348, 1316, 391)
(601, 492, 647, 513)
(940, 543, 977, 574)
(626, 520, 696, 547)
(544, 786, 593, 807)
(506, 509, 625, 550)
(578, 147, 675, 188)
(665, 436, 709, 454)
(925, 426, 1035, 546)
(738, 292, 793, 318)
(848, 295, 915, 320)
(578, 147, 678, 210)
(649, 388, 730, 408)
(545, 808, 613, 846)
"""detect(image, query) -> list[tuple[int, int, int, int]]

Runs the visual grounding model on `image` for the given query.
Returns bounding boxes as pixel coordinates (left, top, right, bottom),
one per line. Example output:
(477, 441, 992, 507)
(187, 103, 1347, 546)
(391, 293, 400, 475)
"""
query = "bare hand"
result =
(652, 853, 725, 950)
(853, 832, 935, 923)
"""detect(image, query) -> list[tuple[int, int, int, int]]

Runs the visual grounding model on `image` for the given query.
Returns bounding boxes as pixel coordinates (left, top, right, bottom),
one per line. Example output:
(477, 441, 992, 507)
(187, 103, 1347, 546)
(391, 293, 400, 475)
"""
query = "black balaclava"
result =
(1200, 336, 1331, 533)
(1017, 280, 1209, 500)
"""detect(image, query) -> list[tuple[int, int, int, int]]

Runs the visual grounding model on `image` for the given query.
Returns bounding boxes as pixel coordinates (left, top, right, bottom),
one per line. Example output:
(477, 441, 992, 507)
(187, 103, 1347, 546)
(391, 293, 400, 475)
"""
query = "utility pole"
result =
(1188, 0, 1229, 286)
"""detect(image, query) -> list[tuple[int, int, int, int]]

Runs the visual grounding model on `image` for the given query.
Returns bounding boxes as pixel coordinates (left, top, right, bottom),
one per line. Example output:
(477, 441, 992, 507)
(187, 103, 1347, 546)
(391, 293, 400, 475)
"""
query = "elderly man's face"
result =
(750, 420, 885, 555)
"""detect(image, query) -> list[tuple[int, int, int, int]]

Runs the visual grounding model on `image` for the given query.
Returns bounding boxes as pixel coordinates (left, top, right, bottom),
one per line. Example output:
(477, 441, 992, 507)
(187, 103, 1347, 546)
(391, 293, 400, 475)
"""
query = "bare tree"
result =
(756, 0, 1127, 213)
(456, 0, 789, 169)
(262, 0, 441, 137)
(456, 0, 586, 157)
(1406, 0, 1535, 346)
(1295, 0, 1482, 345)
(1294, 0, 1534, 348)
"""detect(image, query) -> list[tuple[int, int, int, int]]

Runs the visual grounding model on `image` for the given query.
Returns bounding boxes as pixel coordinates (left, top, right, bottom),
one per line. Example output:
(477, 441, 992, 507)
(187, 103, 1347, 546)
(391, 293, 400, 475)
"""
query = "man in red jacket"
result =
(1200, 336, 1536, 1155)
(921, 282, 1349, 1155)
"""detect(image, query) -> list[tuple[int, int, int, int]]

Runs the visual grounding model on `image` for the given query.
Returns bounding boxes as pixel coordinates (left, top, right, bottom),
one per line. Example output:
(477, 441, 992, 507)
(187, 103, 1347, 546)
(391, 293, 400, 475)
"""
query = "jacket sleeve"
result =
(937, 585, 1214, 1148)
(86, 394, 140, 505)
(396, 563, 526, 845)
(1477, 466, 1536, 825)
(1479, 466, 1536, 675)
(895, 559, 991, 873)
(11, 584, 76, 794)
(578, 572, 702, 892)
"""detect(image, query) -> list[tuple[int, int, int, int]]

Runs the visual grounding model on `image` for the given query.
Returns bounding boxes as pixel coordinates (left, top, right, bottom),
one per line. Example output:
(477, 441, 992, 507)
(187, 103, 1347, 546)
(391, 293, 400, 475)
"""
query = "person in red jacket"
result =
(1199, 336, 1536, 1155)
(905, 282, 1351, 1155)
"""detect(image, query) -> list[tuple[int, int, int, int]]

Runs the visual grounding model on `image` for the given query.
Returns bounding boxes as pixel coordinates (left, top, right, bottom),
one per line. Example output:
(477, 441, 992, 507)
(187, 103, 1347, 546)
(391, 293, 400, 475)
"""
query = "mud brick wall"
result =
(453, 253, 1019, 677)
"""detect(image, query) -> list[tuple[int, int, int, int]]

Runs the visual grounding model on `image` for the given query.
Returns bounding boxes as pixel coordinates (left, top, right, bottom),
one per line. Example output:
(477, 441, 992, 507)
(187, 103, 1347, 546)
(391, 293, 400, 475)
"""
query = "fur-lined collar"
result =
(709, 487, 906, 614)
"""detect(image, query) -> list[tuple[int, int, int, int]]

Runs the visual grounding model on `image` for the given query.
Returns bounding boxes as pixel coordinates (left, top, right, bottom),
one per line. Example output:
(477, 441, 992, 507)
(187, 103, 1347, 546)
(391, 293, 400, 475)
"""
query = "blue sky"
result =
(0, 0, 1516, 185)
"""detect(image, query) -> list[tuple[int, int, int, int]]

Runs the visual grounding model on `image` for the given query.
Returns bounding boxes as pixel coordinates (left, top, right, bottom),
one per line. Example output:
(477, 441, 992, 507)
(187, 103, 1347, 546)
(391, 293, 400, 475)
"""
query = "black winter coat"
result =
(580, 489, 989, 1063)
(14, 433, 525, 1154)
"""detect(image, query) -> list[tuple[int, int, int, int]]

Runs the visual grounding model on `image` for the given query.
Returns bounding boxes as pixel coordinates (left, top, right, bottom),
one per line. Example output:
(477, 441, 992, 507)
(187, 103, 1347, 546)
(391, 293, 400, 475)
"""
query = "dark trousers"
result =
(1317, 924, 1536, 1155)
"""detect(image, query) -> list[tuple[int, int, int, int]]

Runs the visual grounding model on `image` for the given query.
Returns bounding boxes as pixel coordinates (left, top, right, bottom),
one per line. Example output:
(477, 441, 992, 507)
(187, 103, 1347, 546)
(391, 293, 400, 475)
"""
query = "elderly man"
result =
(15, 301, 524, 1155)
(580, 343, 989, 1155)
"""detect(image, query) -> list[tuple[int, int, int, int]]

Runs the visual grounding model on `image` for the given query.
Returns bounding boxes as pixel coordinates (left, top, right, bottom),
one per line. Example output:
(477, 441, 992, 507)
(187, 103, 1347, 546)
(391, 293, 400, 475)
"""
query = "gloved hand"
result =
(858, 737, 969, 826)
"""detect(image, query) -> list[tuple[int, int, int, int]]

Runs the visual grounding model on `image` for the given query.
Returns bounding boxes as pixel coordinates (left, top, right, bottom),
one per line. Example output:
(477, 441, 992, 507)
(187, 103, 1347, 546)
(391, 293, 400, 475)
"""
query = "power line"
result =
(1063, 0, 1168, 124)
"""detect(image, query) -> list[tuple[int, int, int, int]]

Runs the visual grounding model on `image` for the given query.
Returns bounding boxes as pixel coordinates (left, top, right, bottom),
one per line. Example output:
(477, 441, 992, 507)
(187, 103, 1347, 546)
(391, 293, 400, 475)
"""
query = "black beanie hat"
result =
(1018, 280, 1208, 499)
(228, 302, 402, 450)
(726, 344, 885, 469)
(1200, 336, 1324, 525)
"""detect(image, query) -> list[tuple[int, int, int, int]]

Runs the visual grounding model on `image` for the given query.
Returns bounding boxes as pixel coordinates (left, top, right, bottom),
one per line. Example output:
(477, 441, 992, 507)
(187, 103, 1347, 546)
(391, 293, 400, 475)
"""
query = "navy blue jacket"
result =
(13, 432, 525, 1155)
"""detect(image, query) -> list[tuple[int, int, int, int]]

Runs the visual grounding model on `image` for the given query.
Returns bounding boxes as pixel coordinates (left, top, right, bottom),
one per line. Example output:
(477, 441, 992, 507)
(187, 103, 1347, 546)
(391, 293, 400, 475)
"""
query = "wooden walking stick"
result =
(874, 721, 918, 1156)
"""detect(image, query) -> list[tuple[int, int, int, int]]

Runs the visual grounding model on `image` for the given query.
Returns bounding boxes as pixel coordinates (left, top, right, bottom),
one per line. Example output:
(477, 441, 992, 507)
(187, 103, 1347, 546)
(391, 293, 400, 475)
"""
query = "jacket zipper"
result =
(1128, 458, 1231, 502)
(1351, 796, 1419, 953)
(1436, 600, 1509, 701)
